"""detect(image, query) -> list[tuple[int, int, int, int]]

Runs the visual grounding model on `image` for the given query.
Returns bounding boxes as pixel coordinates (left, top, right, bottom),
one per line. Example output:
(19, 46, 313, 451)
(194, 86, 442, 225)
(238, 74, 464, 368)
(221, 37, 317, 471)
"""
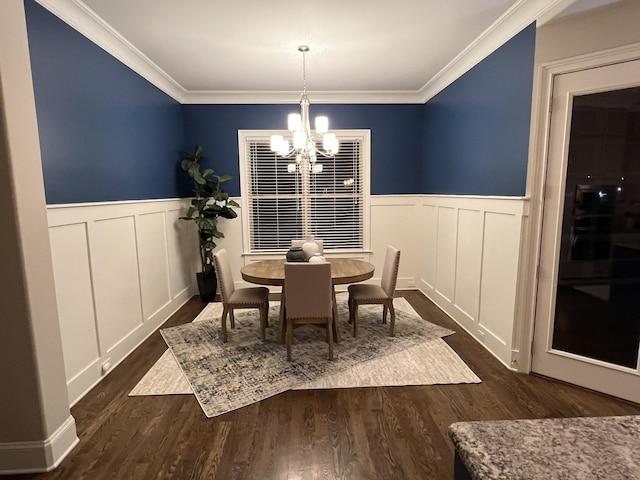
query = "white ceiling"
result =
(37, 0, 621, 103)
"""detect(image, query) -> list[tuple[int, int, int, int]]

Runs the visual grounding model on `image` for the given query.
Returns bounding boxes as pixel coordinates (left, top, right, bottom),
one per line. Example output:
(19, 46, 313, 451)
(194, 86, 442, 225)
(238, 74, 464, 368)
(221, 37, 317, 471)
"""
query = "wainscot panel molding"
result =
(370, 196, 421, 291)
(417, 195, 527, 369)
(47, 198, 198, 406)
(47, 195, 527, 404)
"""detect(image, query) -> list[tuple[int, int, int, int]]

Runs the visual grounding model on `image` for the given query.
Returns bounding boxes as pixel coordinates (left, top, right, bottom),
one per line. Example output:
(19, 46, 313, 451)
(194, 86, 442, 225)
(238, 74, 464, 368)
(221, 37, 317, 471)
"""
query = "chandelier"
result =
(270, 46, 339, 167)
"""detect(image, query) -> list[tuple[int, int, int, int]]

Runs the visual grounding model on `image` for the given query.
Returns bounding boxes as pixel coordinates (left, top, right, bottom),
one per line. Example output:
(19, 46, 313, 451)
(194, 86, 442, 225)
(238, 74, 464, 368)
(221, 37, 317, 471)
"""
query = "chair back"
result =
(284, 262, 332, 319)
(381, 245, 401, 297)
(291, 239, 324, 253)
(213, 248, 235, 303)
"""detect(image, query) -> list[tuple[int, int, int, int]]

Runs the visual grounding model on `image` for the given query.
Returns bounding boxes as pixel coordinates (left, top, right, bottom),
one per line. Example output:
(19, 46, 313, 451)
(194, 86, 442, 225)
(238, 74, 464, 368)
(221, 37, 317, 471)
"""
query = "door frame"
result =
(515, 42, 640, 374)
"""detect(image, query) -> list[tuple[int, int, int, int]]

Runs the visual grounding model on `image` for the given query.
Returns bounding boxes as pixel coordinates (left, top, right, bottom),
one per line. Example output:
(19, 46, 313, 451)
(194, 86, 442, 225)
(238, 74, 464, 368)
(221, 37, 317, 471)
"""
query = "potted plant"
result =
(179, 145, 239, 302)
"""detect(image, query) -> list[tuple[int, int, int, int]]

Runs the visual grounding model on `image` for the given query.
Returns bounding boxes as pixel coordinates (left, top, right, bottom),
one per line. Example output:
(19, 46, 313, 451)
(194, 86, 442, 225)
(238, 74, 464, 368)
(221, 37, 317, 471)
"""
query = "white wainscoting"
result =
(47, 198, 198, 406)
(226, 194, 525, 368)
(48, 194, 526, 405)
(370, 196, 422, 290)
(417, 195, 527, 368)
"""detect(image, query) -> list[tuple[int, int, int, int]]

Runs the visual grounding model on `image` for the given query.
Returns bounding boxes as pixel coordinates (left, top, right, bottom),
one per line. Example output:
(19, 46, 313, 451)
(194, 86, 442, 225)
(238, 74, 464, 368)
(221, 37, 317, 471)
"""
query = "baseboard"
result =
(68, 285, 195, 406)
(0, 415, 79, 474)
(418, 282, 514, 370)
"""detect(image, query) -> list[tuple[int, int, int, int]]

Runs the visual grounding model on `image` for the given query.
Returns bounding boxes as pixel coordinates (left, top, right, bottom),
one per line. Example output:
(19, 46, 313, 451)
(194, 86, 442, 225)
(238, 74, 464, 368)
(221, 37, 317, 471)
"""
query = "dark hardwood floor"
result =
(11, 291, 640, 480)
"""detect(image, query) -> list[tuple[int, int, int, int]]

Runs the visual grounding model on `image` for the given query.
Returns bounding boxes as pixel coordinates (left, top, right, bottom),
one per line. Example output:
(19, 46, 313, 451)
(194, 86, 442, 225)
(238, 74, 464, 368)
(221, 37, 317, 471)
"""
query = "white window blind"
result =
(239, 130, 369, 252)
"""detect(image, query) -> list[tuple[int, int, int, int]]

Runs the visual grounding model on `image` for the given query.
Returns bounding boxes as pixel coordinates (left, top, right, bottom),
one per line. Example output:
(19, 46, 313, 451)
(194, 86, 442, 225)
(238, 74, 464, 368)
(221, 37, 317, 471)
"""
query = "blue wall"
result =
(25, 0, 186, 204)
(182, 104, 424, 197)
(421, 23, 536, 196)
(25, 0, 536, 202)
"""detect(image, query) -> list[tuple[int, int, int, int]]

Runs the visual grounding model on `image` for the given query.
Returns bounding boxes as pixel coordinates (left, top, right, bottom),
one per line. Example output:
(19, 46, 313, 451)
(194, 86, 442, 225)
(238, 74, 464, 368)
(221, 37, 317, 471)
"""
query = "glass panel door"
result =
(532, 59, 640, 404)
(553, 86, 640, 369)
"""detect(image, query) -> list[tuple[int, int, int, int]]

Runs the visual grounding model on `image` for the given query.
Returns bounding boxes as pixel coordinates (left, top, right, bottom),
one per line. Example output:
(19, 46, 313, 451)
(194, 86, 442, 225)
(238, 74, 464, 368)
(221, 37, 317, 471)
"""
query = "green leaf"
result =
(192, 170, 206, 185)
(219, 207, 238, 219)
(196, 217, 217, 231)
(180, 159, 195, 171)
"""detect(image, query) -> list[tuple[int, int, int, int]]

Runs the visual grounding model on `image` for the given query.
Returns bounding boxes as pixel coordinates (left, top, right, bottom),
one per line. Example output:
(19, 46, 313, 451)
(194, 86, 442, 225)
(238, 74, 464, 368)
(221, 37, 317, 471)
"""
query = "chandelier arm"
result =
(314, 149, 334, 158)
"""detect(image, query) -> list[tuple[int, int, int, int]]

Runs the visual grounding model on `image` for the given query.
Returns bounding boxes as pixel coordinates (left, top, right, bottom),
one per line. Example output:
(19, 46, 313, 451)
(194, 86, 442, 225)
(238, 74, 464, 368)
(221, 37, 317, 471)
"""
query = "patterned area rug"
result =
(136, 294, 480, 418)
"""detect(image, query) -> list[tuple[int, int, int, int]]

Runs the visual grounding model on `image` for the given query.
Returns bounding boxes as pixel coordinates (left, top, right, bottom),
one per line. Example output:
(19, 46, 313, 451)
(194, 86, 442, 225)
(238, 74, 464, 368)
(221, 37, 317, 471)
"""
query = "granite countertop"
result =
(448, 415, 640, 480)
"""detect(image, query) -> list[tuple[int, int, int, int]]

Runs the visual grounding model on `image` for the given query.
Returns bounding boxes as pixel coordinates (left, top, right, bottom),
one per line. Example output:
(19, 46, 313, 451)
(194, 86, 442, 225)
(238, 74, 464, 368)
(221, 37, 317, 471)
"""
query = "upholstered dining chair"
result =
(284, 262, 335, 361)
(348, 245, 401, 337)
(213, 249, 270, 343)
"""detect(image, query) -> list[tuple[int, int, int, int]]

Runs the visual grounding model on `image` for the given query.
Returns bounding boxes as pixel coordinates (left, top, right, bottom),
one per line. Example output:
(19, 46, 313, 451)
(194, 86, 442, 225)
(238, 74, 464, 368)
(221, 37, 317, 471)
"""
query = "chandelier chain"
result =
(300, 46, 308, 95)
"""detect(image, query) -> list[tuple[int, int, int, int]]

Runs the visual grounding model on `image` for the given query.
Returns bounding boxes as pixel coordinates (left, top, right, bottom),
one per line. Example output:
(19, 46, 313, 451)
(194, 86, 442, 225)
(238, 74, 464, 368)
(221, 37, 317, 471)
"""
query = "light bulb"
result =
(315, 116, 328, 134)
(278, 139, 290, 156)
(288, 113, 302, 132)
(270, 135, 283, 152)
(323, 133, 339, 155)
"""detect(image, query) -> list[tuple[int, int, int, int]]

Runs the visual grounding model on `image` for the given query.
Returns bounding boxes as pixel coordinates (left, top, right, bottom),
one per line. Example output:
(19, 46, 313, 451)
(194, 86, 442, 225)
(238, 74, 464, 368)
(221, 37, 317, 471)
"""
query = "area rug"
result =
(132, 294, 480, 418)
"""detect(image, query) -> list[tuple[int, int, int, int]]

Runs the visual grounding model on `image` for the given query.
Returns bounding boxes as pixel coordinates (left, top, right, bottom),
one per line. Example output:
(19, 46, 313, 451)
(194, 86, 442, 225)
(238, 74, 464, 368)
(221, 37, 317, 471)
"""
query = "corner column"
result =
(0, 0, 78, 473)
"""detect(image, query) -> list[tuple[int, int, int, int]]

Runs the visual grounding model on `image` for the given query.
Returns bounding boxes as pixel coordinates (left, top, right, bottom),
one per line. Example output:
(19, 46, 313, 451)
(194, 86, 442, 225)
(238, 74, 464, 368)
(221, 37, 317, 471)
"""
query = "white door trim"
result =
(515, 41, 640, 374)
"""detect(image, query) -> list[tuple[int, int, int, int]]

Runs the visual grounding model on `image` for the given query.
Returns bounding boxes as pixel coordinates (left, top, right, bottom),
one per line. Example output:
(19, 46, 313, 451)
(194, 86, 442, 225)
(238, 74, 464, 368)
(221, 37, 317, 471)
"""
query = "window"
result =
(239, 130, 370, 253)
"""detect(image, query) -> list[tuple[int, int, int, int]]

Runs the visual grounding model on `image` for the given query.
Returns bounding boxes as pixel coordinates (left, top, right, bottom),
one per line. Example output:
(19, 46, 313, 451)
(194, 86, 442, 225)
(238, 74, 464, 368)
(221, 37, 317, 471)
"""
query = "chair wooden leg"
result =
(221, 307, 229, 343)
(327, 317, 334, 361)
(230, 310, 235, 329)
(352, 302, 359, 337)
(259, 305, 267, 340)
(347, 294, 353, 324)
(332, 287, 340, 343)
(332, 319, 340, 344)
(278, 288, 287, 345)
(382, 305, 388, 324)
(388, 301, 396, 337)
(265, 301, 270, 327)
(286, 318, 293, 361)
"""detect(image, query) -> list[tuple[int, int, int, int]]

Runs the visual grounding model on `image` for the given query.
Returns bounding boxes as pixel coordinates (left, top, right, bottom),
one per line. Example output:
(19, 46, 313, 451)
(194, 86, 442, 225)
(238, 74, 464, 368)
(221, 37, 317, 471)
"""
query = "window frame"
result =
(238, 129, 371, 255)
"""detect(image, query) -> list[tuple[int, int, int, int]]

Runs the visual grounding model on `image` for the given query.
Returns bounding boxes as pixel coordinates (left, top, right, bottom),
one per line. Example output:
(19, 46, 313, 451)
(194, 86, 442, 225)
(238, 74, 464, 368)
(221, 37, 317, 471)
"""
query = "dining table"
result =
(240, 258, 375, 343)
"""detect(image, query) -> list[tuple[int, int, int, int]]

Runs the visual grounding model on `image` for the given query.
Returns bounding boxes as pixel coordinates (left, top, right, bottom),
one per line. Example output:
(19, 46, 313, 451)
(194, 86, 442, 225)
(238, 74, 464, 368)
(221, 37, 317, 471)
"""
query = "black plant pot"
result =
(196, 271, 218, 303)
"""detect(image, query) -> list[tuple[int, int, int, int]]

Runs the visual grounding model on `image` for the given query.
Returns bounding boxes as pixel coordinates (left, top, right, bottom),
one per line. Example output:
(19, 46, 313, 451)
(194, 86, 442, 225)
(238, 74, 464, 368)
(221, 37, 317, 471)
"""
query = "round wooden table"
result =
(240, 258, 375, 286)
(240, 258, 375, 343)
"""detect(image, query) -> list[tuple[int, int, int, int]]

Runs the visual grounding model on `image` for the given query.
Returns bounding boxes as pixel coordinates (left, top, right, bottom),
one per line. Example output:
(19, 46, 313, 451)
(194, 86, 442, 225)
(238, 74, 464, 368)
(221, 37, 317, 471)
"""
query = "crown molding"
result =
(35, 0, 187, 102)
(35, 0, 566, 106)
(417, 0, 569, 103)
(180, 90, 425, 105)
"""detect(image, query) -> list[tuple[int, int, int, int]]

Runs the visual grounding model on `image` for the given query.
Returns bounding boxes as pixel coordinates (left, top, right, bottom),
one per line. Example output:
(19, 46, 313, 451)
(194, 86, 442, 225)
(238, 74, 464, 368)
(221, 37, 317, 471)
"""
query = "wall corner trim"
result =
(35, 0, 186, 102)
(418, 0, 563, 103)
(0, 415, 79, 474)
